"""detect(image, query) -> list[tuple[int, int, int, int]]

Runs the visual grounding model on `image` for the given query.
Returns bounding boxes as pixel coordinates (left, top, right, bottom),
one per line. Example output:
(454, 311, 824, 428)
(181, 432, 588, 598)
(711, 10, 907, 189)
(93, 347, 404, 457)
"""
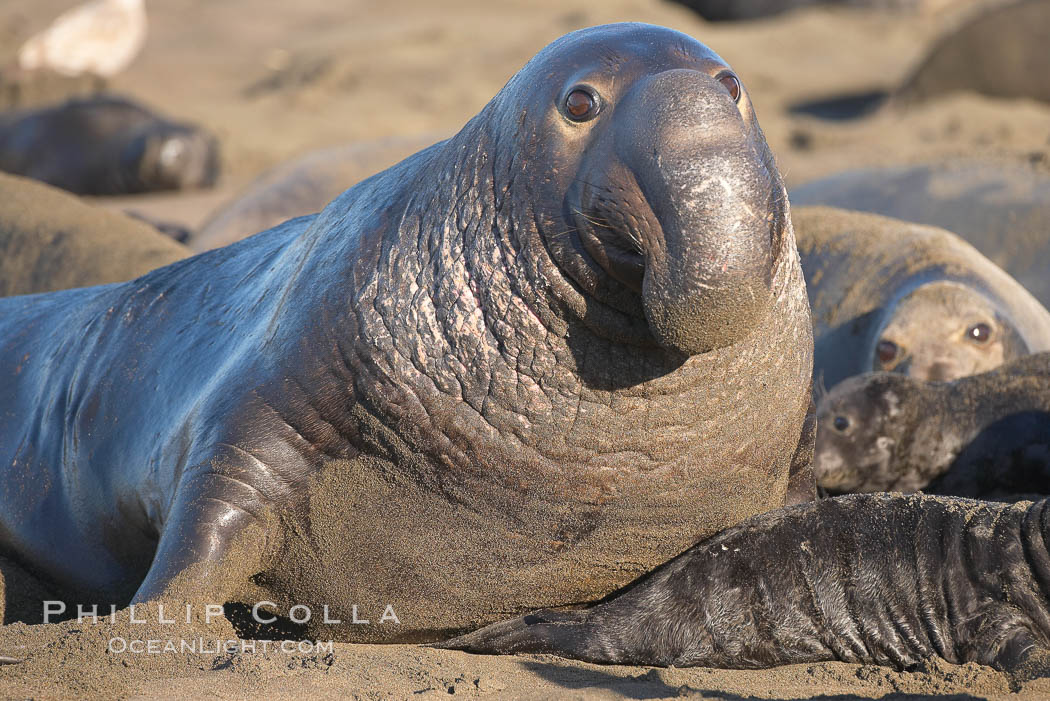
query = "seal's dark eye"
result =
(718, 73, 741, 103)
(875, 339, 899, 365)
(967, 323, 992, 343)
(833, 416, 850, 432)
(564, 88, 599, 121)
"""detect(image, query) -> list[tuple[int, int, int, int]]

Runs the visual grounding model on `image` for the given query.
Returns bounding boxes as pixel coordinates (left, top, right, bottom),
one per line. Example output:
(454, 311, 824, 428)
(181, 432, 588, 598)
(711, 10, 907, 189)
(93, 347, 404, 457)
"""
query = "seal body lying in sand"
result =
(191, 134, 445, 251)
(814, 352, 1050, 497)
(0, 95, 219, 195)
(895, 0, 1050, 107)
(0, 172, 188, 296)
(792, 160, 1050, 308)
(0, 24, 815, 642)
(793, 206, 1050, 388)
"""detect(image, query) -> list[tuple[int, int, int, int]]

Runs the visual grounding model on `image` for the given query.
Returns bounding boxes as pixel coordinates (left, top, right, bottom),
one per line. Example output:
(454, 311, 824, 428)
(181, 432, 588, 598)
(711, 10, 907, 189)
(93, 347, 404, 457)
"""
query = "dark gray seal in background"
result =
(792, 160, 1050, 308)
(788, 1, 1050, 118)
(190, 133, 445, 251)
(0, 172, 189, 297)
(793, 206, 1050, 388)
(0, 23, 815, 641)
(896, 0, 1050, 107)
(671, 0, 937, 22)
(814, 352, 1050, 498)
(0, 95, 220, 195)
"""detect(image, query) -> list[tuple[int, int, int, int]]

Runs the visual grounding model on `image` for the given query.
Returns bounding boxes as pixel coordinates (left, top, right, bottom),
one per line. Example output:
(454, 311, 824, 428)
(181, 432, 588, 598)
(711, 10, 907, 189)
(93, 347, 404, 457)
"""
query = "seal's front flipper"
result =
(445, 494, 1050, 671)
(439, 609, 609, 662)
(132, 466, 276, 606)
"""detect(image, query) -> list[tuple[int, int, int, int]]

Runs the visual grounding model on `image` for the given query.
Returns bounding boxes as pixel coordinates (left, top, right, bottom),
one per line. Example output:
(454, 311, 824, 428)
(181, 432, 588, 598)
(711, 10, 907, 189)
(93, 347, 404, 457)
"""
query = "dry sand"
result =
(2, 0, 1050, 698)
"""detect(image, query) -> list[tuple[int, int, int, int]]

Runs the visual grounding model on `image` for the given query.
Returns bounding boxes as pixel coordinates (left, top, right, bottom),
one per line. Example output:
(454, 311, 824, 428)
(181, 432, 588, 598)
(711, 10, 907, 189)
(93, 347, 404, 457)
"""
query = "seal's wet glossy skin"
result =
(0, 24, 813, 640)
(815, 353, 1050, 497)
(0, 95, 219, 195)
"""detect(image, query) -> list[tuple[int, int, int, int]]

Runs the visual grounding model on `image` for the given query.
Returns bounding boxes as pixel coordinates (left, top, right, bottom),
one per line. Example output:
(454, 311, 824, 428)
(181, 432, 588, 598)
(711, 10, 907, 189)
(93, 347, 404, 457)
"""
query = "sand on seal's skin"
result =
(1, 0, 1050, 698)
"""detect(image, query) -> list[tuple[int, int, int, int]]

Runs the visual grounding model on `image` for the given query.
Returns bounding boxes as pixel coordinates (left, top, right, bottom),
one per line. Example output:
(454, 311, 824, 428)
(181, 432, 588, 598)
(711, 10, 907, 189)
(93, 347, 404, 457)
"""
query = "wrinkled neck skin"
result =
(272, 104, 809, 515)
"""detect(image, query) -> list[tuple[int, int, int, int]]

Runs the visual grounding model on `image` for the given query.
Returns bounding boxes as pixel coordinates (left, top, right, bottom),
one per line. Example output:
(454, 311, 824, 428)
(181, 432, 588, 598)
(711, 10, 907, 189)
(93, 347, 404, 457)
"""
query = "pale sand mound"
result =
(0, 172, 188, 296)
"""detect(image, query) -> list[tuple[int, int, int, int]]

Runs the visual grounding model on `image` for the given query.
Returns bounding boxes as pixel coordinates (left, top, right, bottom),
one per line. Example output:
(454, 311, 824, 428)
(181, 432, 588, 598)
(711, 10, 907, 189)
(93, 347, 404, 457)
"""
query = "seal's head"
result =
(814, 372, 921, 494)
(490, 23, 786, 356)
(124, 124, 220, 192)
(873, 280, 1025, 382)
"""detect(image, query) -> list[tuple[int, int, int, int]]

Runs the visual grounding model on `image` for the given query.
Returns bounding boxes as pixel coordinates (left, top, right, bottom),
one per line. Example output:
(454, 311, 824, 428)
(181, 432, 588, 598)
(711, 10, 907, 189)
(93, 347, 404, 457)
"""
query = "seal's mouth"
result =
(573, 208, 645, 293)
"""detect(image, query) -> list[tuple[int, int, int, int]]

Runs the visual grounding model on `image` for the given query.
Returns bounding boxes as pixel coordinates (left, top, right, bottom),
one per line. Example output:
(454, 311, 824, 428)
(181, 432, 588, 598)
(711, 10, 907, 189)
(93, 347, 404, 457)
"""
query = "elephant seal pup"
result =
(191, 133, 446, 251)
(0, 24, 816, 641)
(445, 490, 1050, 676)
(0, 95, 219, 195)
(793, 206, 1050, 388)
(814, 353, 1050, 497)
(792, 160, 1050, 308)
(0, 172, 188, 296)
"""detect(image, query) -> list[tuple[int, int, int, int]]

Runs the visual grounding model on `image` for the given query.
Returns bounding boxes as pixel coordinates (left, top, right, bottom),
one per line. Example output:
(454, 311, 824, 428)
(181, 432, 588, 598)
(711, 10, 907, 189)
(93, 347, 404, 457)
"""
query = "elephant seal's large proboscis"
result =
(0, 24, 814, 640)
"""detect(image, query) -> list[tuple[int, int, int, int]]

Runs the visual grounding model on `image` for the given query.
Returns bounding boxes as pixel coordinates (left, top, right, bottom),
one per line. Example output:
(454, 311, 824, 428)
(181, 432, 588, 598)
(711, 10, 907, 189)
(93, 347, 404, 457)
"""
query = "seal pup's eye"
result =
(717, 72, 742, 103)
(967, 322, 992, 343)
(833, 416, 850, 432)
(875, 339, 899, 365)
(563, 87, 600, 122)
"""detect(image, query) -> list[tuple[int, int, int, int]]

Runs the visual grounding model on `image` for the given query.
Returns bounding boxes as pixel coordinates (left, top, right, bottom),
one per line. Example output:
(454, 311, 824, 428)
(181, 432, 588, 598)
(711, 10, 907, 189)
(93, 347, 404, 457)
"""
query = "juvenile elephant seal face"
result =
(814, 373, 916, 494)
(873, 281, 1024, 382)
(503, 24, 785, 355)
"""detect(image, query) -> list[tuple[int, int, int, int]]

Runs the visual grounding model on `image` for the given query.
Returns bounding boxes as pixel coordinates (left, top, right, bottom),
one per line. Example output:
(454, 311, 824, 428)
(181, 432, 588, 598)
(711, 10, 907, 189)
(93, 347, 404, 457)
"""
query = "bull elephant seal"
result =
(0, 95, 219, 195)
(0, 24, 816, 641)
(793, 206, 1050, 388)
(814, 352, 1050, 498)
(0, 172, 188, 297)
(191, 134, 446, 251)
(792, 160, 1050, 308)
